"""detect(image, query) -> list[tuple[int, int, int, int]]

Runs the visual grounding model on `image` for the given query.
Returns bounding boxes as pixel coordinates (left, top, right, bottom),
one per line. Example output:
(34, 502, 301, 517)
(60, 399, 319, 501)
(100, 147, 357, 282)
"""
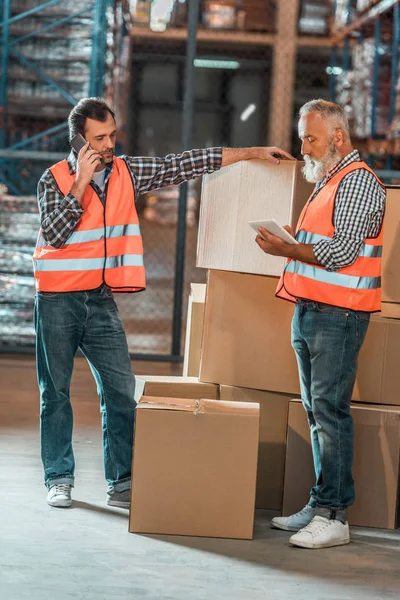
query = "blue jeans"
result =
(292, 299, 370, 510)
(34, 286, 136, 492)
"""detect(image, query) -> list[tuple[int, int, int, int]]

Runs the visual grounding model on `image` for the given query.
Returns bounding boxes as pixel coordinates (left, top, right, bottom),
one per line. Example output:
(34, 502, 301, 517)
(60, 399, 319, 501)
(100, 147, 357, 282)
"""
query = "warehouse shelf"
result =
(331, 0, 400, 181)
(332, 0, 399, 43)
(0, 0, 129, 194)
(130, 25, 332, 49)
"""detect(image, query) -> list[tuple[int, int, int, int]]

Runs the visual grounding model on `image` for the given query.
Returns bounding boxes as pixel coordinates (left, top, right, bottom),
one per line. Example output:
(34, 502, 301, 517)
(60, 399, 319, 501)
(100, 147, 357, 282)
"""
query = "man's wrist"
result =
(286, 243, 320, 265)
(71, 178, 89, 202)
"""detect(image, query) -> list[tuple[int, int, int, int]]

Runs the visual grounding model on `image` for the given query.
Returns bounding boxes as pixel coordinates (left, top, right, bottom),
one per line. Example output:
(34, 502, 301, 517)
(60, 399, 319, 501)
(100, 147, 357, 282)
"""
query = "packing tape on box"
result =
(139, 398, 202, 415)
(139, 397, 260, 416)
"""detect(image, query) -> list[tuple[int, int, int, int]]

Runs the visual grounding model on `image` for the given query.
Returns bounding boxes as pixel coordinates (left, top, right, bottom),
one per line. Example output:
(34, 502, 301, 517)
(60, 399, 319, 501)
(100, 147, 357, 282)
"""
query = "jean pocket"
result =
(36, 291, 60, 299)
(313, 303, 349, 317)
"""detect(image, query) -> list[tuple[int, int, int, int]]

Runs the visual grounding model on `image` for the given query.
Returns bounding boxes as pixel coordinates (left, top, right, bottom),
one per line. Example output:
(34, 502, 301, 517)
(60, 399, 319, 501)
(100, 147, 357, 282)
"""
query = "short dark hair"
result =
(68, 97, 116, 141)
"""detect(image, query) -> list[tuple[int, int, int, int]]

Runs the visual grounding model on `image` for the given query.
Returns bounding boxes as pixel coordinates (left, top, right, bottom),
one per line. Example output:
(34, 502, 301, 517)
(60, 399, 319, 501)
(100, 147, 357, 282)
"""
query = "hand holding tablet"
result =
(248, 219, 299, 245)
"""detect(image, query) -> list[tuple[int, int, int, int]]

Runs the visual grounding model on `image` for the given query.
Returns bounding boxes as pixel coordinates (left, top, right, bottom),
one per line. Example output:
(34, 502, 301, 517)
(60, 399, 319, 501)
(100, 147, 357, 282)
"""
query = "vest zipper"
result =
(102, 180, 110, 285)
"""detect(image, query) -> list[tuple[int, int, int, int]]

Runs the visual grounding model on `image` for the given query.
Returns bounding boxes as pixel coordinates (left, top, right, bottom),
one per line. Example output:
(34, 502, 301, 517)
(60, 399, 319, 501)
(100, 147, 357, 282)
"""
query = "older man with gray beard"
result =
(255, 99, 386, 549)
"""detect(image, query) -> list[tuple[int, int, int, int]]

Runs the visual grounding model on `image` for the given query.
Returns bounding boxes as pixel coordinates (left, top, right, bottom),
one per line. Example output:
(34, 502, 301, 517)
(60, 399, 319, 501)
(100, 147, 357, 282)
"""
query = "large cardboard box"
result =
(134, 376, 219, 403)
(197, 159, 313, 277)
(353, 316, 400, 406)
(282, 400, 400, 529)
(199, 270, 301, 395)
(220, 385, 296, 510)
(199, 272, 400, 405)
(382, 187, 400, 303)
(182, 283, 206, 377)
(129, 396, 260, 539)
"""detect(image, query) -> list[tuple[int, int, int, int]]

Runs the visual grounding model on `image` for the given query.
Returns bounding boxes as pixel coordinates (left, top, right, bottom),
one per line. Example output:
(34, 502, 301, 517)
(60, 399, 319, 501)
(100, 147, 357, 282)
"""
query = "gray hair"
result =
(299, 99, 350, 141)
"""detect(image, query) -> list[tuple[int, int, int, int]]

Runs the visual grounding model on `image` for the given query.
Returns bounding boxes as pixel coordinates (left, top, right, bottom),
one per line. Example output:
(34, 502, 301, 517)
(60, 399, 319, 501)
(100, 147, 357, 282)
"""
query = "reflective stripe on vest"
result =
(36, 223, 141, 247)
(285, 260, 381, 290)
(34, 254, 144, 272)
(296, 230, 383, 258)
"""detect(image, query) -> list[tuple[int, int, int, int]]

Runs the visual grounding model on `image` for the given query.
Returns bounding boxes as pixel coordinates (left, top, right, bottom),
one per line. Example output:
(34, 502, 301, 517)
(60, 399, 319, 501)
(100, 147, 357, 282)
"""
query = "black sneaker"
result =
(107, 489, 130, 508)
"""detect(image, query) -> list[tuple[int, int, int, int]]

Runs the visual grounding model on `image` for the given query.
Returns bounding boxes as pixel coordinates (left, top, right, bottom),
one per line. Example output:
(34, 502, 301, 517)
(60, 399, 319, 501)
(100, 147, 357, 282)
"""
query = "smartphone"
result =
(71, 133, 89, 154)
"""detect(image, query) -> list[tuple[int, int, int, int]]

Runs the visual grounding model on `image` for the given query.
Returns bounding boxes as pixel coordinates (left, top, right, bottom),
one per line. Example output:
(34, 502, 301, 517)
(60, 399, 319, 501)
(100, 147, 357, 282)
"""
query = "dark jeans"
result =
(292, 299, 370, 510)
(34, 286, 136, 492)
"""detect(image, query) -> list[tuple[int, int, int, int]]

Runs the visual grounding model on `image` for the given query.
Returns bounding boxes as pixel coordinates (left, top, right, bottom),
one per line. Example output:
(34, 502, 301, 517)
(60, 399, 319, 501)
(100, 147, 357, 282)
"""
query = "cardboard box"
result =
(382, 187, 400, 303)
(199, 270, 301, 395)
(182, 283, 206, 378)
(197, 159, 313, 277)
(353, 316, 400, 406)
(134, 376, 219, 403)
(129, 396, 260, 539)
(220, 385, 296, 510)
(379, 302, 400, 319)
(282, 400, 400, 529)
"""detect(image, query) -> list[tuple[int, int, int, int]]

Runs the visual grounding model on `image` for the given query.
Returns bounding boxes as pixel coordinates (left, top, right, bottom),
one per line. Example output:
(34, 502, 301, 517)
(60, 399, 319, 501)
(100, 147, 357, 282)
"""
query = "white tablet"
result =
(249, 219, 299, 245)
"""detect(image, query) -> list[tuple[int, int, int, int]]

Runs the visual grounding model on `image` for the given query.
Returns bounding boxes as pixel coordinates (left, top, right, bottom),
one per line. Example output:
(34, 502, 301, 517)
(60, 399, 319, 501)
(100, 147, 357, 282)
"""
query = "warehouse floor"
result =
(1, 355, 400, 600)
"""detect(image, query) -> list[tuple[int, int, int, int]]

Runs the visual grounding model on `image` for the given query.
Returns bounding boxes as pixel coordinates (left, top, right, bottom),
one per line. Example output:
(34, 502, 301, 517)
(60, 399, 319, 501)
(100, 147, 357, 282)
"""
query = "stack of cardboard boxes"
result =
(195, 162, 400, 530)
(129, 160, 400, 537)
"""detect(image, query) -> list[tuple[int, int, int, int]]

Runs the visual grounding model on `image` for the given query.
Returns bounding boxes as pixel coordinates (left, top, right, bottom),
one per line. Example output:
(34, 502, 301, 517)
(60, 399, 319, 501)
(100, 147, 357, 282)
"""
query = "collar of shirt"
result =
(66, 150, 114, 184)
(314, 149, 361, 192)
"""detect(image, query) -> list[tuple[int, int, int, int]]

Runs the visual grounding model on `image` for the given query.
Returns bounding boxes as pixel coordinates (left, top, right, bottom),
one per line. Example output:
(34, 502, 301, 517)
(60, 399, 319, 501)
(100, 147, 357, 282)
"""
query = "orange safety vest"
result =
(276, 162, 385, 312)
(33, 157, 146, 293)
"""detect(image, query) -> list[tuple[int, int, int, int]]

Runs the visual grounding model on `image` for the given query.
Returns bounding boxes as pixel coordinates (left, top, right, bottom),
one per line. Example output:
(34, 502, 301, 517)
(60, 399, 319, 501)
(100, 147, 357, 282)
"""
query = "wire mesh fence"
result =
(0, 1, 339, 357)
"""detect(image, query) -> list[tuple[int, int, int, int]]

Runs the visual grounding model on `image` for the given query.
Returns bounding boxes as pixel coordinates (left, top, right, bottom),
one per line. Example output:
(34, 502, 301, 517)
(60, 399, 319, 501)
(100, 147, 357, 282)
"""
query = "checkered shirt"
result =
(37, 148, 222, 248)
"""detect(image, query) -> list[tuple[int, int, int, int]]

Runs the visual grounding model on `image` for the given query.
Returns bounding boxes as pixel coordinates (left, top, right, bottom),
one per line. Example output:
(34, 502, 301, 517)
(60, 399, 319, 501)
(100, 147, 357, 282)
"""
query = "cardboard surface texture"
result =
(282, 400, 400, 529)
(199, 272, 400, 405)
(182, 283, 206, 377)
(199, 270, 300, 395)
(382, 187, 400, 303)
(129, 396, 260, 539)
(197, 159, 313, 277)
(220, 385, 296, 510)
(353, 316, 400, 406)
(379, 302, 400, 320)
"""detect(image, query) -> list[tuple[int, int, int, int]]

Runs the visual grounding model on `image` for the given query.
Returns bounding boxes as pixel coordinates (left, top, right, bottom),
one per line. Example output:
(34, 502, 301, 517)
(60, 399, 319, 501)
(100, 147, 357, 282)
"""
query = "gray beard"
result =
(302, 144, 341, 183)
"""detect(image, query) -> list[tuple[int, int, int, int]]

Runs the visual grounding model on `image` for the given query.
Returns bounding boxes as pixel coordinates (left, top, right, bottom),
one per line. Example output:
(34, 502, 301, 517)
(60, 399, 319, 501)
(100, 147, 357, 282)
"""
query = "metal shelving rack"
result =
(330, 0, 400, 182)
(0, 0, 127, 195)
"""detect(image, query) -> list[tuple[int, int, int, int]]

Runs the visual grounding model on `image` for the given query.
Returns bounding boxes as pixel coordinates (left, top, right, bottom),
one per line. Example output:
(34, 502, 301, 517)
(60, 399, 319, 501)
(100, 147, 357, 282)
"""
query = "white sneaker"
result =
(289, 515, 350, 549)
(47, 484, 72, 508)
(271, 504, 316, 532)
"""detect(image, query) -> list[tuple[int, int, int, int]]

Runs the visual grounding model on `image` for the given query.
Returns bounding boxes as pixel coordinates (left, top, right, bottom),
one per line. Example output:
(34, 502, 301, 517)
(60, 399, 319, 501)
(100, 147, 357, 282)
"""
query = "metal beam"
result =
(90, 0, 105, 97)
(268, 0, 300, 148)
(389, 2, 400, 124)
(171, 0, 200, 357)
(0, 169, 20, 195)
(0, 0, 64, 27)
(9, 49, 78, 106)
(7, 123, 68, 151)
(371, 17, 381, 138)
(0, 0, 10, 148)
(0, 150, 66, 160)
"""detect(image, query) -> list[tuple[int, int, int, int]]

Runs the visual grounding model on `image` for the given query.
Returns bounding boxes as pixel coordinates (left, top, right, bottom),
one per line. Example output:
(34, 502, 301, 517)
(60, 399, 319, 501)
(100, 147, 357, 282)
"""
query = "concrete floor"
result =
(1, 355, 400, 600)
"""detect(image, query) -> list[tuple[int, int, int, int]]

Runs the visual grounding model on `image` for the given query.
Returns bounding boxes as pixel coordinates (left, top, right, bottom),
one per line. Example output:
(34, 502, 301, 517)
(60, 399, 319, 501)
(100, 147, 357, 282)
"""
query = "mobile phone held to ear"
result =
(71, 133, 89, 154)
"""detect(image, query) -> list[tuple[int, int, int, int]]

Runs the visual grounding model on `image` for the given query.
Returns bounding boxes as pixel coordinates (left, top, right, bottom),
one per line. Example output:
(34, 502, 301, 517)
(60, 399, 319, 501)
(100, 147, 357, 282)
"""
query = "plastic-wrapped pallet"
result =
(351, 39, 391, 138)
(0, 186, 38, 349)
(298, 1, 330, 36)
(334, 0, 356, 29)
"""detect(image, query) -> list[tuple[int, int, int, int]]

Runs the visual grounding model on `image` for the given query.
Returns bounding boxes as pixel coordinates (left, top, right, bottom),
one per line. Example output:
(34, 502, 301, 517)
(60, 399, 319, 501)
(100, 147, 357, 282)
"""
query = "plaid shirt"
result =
(311, 150, 386, 272)
(37, 148, 223, 248)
